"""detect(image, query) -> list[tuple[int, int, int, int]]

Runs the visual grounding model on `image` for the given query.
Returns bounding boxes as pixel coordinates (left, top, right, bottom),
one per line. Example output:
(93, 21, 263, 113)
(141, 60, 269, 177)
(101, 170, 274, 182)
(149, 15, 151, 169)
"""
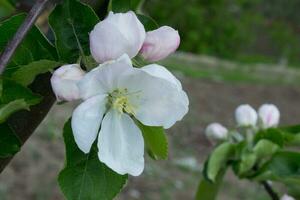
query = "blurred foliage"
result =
(144, 0, 300, 66)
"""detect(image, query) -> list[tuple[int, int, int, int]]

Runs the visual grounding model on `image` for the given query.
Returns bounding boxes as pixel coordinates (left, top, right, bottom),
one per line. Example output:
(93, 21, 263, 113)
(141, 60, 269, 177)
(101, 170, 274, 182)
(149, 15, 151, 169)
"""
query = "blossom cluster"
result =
(205, 103, 280, 143)
(50, 11, 189, 176)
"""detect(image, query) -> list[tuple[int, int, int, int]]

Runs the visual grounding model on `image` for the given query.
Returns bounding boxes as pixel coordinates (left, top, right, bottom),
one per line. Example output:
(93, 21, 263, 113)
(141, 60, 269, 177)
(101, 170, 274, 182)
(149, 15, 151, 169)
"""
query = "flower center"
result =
(108, 89, 136, 115)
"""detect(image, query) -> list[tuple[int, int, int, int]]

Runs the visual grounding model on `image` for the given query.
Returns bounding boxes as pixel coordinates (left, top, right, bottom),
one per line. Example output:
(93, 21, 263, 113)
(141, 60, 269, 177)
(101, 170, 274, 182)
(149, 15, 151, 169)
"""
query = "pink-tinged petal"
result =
(140, 26, 180, 62)
(258, 104, 280, 129)
(50, 64, 85, 102)
(90, 11, 146, 63)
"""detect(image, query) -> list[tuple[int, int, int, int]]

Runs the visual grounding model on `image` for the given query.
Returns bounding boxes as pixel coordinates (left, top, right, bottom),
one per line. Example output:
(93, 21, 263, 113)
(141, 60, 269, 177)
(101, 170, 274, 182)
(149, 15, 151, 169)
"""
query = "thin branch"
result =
(0, 0, 50, 74)
(261, 181, 280, 200)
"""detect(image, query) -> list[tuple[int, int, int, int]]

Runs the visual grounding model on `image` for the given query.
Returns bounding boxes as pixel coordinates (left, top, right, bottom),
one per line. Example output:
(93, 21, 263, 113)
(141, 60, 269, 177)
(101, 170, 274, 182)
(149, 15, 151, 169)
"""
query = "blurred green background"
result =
(144, 0, 300, 66)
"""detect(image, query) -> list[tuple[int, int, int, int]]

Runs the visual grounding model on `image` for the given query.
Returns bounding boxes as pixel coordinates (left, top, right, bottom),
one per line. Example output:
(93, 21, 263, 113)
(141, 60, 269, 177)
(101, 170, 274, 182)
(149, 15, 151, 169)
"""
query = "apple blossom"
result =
(90, 11, 145, 63)
(205, 123, 228, 142)
(258, 104, 280, 129)
(71, 54, 189, 176)
(281, 194, 295, 200)
(140, 26, 180, 61)
(235, 104, 257, 127)
(50, 64, 85, 102)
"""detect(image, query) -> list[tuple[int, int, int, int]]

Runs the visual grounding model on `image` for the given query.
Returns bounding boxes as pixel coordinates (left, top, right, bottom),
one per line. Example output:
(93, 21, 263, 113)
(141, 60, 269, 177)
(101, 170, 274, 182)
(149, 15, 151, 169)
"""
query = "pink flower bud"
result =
(258, 104, 280, 129)
(140, 26, 180, 62)
(90, 11, 146, 63)
(205, 123, 228, 141)
(51, 64, 85, 102)
(235, 104, 258, 127)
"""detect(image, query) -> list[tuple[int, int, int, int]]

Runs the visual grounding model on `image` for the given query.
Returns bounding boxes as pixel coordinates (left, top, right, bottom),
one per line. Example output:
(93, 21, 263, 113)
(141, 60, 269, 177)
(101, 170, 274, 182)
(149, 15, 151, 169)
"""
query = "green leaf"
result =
(0, 0, 15, 20)
(58, 119, 128, 200)
(253, 139, 280, 160)
(11, 60, 60, 86)
(136, 121, 168, 160)
(237, 152, 257, 176)
(252, 151, 300, 185)
(49, 0, 99, 63)
(109, 0, 143, 12)
(254, 128, 284, 147)
(0, 79, 41, 106)
(0, 122, 20, 157)
(0, 99, 29, 123)
(0, 14, 57, 74)
(195, 168, 226, 200)
(137, 14, 158, 31)
(206, 142, 235, 182)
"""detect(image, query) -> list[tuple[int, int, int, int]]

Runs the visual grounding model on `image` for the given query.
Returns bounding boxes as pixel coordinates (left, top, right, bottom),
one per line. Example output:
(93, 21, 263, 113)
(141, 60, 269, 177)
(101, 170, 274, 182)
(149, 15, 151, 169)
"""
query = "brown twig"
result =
(0, 0, 50, 74)
(0, 0, 56, 172)
(261, 181, 280, 200)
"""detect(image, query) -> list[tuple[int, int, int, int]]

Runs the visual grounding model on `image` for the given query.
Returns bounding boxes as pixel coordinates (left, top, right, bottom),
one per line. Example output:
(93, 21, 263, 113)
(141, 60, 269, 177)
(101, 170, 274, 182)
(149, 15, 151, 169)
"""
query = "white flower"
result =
(205, 123, 228, 141)
(235, 104, 257, 127)
(50, 64, 85, 102)
(71, 54, 189, 176)
(90, 11, 146, 63)
(140, 26, 180, 61)
(281, 194, 295, 200)
(258, 104, 280, 129)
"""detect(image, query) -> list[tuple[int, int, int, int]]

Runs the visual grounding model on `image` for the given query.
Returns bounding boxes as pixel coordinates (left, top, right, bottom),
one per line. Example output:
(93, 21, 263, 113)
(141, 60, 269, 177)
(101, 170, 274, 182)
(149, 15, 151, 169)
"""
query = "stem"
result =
(261, 181, 280, 200)
(0, 0, 50, 74)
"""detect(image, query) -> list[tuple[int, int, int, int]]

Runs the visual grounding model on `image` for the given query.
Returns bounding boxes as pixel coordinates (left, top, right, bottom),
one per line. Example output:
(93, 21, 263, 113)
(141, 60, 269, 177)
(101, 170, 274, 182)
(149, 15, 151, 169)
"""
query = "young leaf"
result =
(136, 121, 168, 160)
(0, 0, 15, 20)
(206, 142, 235, 182)
(251, 151, 300, 185)
(0, 122, 21, 157)
(253, 139, 280, 160)
(137, 14, 158, 31)
(254, 128, 284, 147)
(237, 152, 257, 176)
(109, 0, 144, 12)
(0, 99, 29, 123)
(195, 168, 226, 200)
(11, 60, 60, 86)
(58, 119, 128, 200)
(0, 14, 57, 74)
(49, 0, 99, 63)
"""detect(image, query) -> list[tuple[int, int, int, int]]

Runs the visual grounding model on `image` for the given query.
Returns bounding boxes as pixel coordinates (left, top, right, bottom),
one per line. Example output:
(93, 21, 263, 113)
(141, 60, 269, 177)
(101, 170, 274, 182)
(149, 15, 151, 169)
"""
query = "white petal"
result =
(71, 94, 107, 153)
(78, 54, 133, 100)
(258, 104, 280, 128)
(235, 104, 258, 127)
(141, 64, 182, 90)
(281, 194, 295, 200)
(140, 26, 180, 61)
(90, 11, 146, 62)
(119, 69, 189, 128)
(51, 64, 85, 102)
(98, 109, 144, 176)
(205, 123, 228, 141)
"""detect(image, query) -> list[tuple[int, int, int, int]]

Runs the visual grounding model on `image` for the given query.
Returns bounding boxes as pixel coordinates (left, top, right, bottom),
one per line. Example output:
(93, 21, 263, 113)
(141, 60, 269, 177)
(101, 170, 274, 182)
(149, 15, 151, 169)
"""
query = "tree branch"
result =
(0, 0, 56, 172)
(261, 181, 280, 200)
(0, 0, 50, 74)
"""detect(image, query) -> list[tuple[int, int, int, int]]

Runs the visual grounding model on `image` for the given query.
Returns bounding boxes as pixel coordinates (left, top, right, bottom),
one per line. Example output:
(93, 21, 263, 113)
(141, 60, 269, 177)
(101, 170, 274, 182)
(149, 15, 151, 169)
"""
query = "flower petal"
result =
(78, 54, 133, 100)
(140, 26, 180, 61)
(119, 69, 189, 129)
(141, 64, 182, 89)
(98, 109, 144, 176)
(51, 64, 85, 102)
(90, 11, 146, 62)
(71, 94, 107, 153)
